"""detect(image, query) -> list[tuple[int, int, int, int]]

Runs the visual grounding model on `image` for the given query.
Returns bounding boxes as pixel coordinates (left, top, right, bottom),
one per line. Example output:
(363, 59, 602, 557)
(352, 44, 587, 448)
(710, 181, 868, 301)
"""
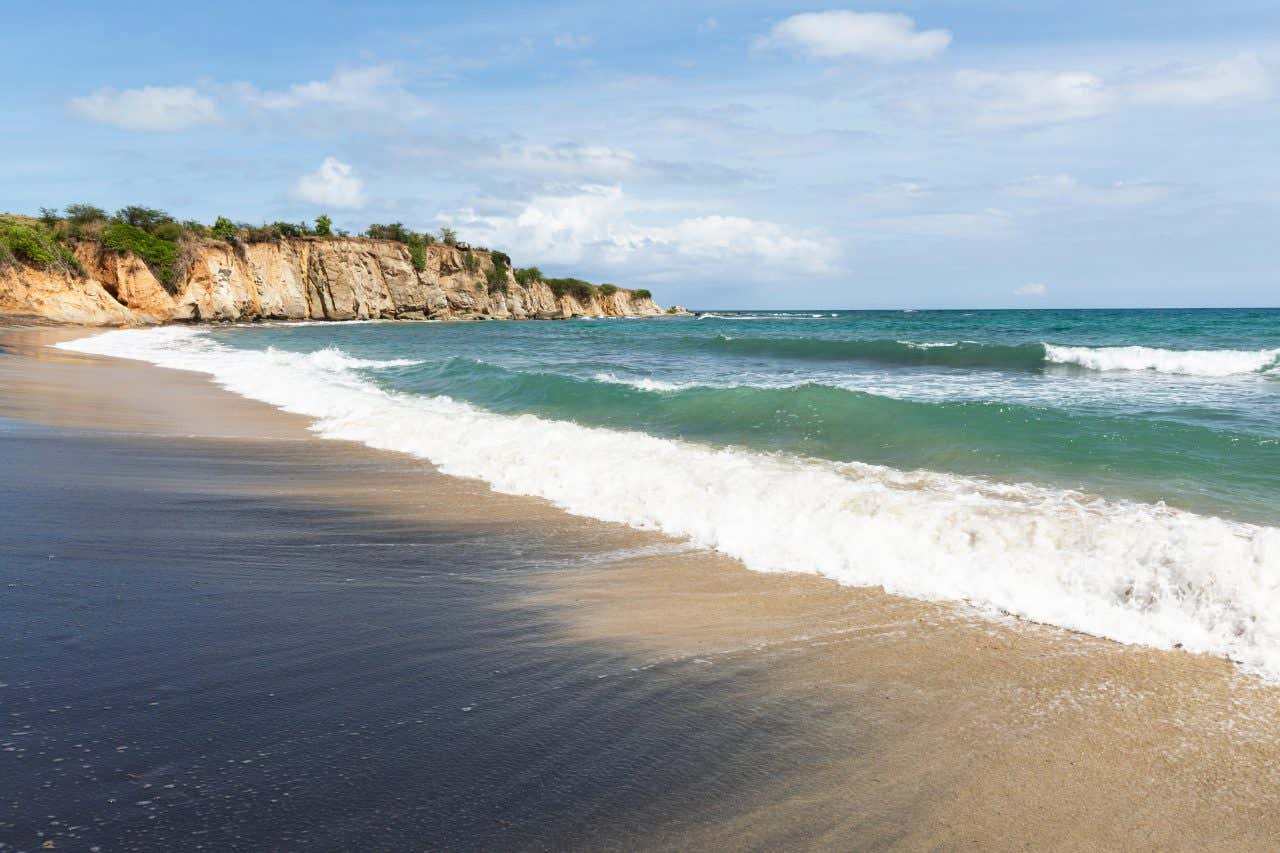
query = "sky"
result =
(4, 1, 1280, 309)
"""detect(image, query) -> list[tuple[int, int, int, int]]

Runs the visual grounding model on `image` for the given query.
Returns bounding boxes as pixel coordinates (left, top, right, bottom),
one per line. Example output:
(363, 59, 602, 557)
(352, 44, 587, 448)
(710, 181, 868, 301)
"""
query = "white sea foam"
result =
(591, 372, 696, 392)
(1045, 344, 1280, 377)
(697, 312, 831, 320)
(58, 327, 1280, 679)
(290, 346, 423, 370)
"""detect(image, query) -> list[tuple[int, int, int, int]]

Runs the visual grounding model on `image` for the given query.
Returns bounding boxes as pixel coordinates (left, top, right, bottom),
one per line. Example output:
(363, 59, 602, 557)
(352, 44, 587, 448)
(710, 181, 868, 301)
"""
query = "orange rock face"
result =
(1, 238, 668, 326)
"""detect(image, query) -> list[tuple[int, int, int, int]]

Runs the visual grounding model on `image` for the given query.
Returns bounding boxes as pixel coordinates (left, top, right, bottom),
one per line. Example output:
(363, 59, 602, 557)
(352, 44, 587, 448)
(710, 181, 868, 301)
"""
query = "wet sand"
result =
(3, 326, 1280, 851)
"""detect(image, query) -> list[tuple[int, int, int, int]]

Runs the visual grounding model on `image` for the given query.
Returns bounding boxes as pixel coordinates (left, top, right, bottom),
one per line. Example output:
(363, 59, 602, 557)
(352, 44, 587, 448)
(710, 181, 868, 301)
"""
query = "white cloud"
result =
(487, 143, 638, 181)
(477, 142, 748, 186)
(69, 86, 219, 132)
(1129, 53, 1271, 106)
(293, 157, 366, 209)
(1014, 283, 1048, 296)
(948, 69, 1111, 128)
(439, 184, 840, 279)
(239, 65, 429, 118)
(1004, 174, 1170, 206)
(759, 11, 951, 62)
(865, 208, 1012, 239)
(916, 52, 1273, 129)
(553, 32, 593, 50)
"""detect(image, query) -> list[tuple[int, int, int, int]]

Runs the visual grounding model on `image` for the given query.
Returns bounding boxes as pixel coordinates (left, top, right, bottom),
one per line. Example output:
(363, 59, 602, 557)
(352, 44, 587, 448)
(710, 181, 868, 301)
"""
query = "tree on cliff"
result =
(211, 217, 238, 241)
(314, 215, 332, 237)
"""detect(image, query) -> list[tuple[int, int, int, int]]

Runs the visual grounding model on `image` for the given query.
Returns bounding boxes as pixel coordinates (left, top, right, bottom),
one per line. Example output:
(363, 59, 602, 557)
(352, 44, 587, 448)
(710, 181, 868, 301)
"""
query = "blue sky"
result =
(5, 1, 1280, 308)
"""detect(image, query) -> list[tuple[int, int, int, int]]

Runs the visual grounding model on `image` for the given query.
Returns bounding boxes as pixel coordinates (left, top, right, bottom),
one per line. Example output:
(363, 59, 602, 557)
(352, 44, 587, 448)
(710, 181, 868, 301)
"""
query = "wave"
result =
(58, 327, 1280, 680)
(708, 336, 1048, 370)
(696, 312, 836, 320)
(1044, 344, 1280, 377)
(705, 336, 1280, 376)
(285, 345, 423, 371)
(591, 372, 697, 392)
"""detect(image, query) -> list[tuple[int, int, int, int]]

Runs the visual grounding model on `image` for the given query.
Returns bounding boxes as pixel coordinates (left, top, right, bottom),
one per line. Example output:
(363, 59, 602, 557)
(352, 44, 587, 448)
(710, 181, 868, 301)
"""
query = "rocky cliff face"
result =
(0, 237, 667, 326)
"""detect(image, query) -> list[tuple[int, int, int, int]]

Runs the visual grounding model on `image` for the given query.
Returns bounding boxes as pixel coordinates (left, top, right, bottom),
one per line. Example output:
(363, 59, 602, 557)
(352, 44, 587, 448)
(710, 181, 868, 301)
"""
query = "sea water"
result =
(61, 308, 1280, 676)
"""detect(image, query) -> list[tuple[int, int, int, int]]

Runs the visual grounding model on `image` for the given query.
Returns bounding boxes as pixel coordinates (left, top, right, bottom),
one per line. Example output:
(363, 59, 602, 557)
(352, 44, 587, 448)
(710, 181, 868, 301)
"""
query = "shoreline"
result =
(5, 325, 1280, 849)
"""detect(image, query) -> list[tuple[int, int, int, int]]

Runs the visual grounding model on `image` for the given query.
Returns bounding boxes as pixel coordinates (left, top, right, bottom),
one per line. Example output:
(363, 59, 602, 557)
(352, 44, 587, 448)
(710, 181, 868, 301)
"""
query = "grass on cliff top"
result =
(543, 278, 596, 302)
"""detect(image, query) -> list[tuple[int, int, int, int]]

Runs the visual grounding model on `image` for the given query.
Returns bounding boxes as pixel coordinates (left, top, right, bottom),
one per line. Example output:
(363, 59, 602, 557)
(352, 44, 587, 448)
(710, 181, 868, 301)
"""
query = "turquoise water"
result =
(206, 309, 1280, 525)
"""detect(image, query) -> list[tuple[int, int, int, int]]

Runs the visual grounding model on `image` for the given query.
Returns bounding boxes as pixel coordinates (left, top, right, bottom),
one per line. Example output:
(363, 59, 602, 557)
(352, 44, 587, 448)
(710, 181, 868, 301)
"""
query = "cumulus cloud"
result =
(758, 11, 951, 62)
(439, 184, 840, 279)
(239, 65, 429, 118)
(1014, 283, 1048, 296)
(69, 86, 219, 132)
(913, 52, 1273, 129)
(1004, 174, 1170, 206)
(293, 157, 366, 208)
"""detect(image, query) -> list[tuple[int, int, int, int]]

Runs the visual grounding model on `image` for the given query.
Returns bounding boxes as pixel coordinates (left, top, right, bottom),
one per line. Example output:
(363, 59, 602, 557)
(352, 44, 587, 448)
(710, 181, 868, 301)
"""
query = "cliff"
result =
(0, 237, 667, 326)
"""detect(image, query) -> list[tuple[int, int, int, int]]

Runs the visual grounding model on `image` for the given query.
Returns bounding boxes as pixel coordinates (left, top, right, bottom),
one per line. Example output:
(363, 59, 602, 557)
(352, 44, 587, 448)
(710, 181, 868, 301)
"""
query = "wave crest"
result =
(1044, 344, 1280, 377)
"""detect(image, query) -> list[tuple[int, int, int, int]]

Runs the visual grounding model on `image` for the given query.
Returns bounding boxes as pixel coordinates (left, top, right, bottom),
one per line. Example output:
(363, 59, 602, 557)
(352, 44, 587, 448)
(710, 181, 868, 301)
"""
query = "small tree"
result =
(438, 226, 458, 246)
(314, 214, 332, 237)
(211, 216, 238, 241)
(114, 205, 173, 233)
(39, 208, 61, 228)
(64, 204, 107, 224)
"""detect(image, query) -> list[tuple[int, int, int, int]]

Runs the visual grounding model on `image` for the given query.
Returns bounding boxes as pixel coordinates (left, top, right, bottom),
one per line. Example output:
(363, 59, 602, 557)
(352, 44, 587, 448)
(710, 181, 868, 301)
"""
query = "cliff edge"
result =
(0, 237, 668, 326)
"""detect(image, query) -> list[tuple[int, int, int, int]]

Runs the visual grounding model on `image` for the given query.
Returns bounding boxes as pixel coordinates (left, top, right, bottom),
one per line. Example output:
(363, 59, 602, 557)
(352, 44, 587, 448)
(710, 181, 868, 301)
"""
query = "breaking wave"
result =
(704, 336, 1280, 376)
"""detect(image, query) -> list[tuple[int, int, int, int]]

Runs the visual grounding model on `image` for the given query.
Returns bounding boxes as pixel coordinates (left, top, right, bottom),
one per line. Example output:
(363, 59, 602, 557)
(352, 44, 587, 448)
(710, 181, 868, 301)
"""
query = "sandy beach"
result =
(4, 325, 1280, 851)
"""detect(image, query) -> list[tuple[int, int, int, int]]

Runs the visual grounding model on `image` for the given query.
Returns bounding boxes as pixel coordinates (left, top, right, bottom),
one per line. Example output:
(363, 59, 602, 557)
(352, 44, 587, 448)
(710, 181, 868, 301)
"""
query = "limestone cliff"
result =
(0, 237, 668, 326)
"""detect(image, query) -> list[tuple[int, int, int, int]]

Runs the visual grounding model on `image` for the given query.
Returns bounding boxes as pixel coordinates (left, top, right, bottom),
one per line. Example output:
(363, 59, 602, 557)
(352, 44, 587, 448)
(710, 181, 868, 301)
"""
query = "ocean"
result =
(61, 308, 1280, 677)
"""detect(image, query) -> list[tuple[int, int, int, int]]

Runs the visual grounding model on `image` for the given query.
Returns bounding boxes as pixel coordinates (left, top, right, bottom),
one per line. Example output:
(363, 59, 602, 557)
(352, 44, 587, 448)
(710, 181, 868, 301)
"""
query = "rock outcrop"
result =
(0, 237, 668, 326)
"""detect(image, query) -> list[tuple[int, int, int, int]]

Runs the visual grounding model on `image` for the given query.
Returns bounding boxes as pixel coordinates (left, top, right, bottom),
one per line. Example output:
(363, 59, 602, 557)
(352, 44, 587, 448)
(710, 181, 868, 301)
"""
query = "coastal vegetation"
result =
(2, 204, 650, 306)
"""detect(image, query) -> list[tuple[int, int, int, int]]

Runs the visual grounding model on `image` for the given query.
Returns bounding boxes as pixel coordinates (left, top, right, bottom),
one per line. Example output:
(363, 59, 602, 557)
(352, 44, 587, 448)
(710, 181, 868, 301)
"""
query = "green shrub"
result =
(489, 250, 511, 269)
(101, 221, 180, 282)
(181, 220, 208, 237)
(272, 221, 304, 238)
(514, 266, 542, 287)
(314, 214, 332, 237)
(632, 288, 652, 300)
(438, 226, 457, 246)
(598, 283, 618, 296)
(366, 222, 412, 242)
(485, 263, 509, 294)
(211, 216, 238, 241)
(39, 207, 61, 228)
(461, 250, 479, 274)
(152, 220, 185, 242)
(65, 204, 107, 224)
(545, 277, 596, 302)
(406, 233, 426, 272)
(0, 221, 84, 276)
(241, 224, 276, 242)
